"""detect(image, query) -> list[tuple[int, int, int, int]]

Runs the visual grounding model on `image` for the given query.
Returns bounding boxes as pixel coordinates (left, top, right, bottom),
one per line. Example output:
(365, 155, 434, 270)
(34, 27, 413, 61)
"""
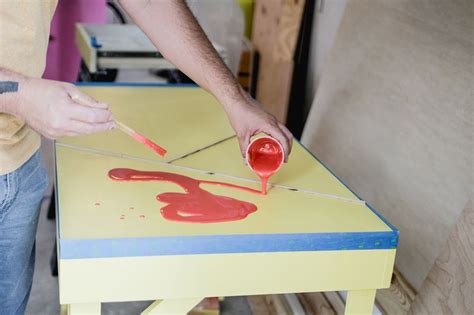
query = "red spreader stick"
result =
(115, 120, 167, 157)
(70, 95, 167, 157)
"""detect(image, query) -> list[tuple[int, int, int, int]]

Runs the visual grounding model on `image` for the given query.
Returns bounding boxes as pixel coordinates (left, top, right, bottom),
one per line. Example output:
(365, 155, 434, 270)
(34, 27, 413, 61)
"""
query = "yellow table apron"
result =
(55, 84, 398, 315)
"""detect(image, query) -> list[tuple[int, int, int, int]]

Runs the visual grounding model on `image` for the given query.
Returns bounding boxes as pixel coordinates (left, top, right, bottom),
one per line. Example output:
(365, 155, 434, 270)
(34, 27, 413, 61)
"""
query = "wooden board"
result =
(409, 198, 473, 314)
(298, 292, 335, 315)
(249, 292, 343, 315)
(255, 59, 294, 123)
(264, 295, 290, 314)
(238, 38, 254, 93)
(323, 292, 345, 315)
(301, 0, 473, 289)
(247, 295, 272, 315)
(251, 0, 305, 122)
(252, 0, 305, 62)
(376, 268, 415, 314)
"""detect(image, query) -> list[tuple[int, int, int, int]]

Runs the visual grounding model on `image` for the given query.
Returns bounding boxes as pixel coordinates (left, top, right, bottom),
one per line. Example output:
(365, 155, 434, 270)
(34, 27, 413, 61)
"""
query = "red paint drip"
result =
(108, 168, 260, 223)
(131, 131, 167, 157)
(247, 137, 284, 194)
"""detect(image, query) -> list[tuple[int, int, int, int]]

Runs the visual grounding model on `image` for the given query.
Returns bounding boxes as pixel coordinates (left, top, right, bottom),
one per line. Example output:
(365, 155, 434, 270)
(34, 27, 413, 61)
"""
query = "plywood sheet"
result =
(172, 137, 357, 200)
(58, 86, 235, 162)
(251, 0, 305, 122)
(301, 0, 473, 289)
(252, 0, 305, 62)
(409, 198, 473, 314)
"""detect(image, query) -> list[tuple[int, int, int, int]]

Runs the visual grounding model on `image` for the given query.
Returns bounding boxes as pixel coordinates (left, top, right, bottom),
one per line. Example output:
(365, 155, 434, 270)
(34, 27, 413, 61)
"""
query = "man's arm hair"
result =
(118, 0, 244, 109)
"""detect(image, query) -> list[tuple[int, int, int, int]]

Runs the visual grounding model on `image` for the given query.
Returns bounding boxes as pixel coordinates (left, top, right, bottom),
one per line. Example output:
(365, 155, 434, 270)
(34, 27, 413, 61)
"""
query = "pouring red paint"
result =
(246, 136, 284, 194)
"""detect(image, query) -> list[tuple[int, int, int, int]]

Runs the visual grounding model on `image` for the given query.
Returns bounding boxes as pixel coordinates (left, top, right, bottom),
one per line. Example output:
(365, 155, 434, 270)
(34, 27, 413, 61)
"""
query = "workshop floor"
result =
(24, 70, 252, 315)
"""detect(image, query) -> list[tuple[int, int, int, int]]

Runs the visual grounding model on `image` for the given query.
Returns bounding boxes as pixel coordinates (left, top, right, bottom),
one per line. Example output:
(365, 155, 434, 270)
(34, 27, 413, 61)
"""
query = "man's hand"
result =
(9, 77, 114, 139)
(225, 89, 293, 162)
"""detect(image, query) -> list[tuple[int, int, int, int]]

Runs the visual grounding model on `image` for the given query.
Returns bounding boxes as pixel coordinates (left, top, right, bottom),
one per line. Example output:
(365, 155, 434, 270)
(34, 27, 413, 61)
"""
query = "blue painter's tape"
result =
(296, 140, 399, 233)
(90, 36, 102, 48)
(74, 82, 198, 87)
(60, 231, 398, 259)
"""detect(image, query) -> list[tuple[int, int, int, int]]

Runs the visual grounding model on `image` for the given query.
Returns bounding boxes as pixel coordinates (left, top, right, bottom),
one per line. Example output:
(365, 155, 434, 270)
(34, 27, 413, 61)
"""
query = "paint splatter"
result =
(108, 168, 260, 223)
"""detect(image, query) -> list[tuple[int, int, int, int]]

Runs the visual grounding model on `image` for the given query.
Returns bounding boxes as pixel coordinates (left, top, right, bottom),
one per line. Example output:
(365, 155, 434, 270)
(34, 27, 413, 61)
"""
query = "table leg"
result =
(141, 297, 204, 315)
(67, 303, 101, 315)
(344, 290, 376, 315)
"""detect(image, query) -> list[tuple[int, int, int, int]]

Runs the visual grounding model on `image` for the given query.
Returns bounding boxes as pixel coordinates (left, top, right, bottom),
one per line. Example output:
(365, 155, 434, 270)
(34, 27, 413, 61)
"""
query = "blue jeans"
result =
(0, 151, 49, 315)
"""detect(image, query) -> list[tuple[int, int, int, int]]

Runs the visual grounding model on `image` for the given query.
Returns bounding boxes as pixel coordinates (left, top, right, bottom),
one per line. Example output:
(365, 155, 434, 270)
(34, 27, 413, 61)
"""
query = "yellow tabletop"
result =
(58, 86, 235, 163)
(56, 84, 397, 314)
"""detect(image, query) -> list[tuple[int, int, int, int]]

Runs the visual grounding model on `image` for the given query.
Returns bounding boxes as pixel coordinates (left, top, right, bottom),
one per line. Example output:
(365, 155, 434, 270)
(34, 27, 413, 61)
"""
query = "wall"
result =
(305, 0, 347, 110)
(302, 0, 473, 289)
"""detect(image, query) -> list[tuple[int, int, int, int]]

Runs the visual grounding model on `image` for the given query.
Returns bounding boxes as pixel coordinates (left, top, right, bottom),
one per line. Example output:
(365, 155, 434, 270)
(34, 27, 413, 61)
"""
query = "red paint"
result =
(108, 168, 260, 223)
(131, 131, 167, 157)
(246, 137, 284, 194)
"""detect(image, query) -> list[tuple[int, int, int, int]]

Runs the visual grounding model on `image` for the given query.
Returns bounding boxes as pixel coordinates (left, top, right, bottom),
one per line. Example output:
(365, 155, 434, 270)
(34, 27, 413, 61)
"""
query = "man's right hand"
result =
(12, 78, 114, 139)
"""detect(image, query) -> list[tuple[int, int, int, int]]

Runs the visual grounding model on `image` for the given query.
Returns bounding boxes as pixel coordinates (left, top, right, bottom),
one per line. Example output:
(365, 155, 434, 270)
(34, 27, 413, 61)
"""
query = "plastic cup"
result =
(246, 136, 284, 193)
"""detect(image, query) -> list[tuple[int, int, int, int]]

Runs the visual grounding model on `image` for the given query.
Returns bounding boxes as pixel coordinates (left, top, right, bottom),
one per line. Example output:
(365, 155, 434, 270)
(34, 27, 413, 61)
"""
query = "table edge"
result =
(59, 231, 398, 259)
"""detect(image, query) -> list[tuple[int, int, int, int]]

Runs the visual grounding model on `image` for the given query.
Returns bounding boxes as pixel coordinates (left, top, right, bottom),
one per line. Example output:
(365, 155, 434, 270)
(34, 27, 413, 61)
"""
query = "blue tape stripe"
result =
(60, 231, 398, 259)
(296, 140, 399, 233)
(90, 36, 102, 48)
(74, 82, 198, 87)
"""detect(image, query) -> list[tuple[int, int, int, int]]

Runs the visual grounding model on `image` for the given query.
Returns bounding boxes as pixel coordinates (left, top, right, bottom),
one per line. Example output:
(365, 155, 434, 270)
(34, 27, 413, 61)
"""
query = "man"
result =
(0, 0, 292, 313)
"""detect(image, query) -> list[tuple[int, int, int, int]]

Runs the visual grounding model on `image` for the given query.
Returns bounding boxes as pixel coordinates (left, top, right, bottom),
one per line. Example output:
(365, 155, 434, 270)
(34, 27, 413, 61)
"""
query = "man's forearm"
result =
(119, 0, 244, 109)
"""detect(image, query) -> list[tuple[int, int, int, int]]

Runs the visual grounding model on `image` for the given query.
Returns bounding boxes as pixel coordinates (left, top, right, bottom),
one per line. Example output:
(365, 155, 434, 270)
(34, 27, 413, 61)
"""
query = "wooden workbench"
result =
(55, 84, 398, 314)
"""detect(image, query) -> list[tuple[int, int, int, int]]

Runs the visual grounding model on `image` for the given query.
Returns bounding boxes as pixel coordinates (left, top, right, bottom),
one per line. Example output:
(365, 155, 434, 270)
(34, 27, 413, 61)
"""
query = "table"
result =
(55, 84, 398, 314)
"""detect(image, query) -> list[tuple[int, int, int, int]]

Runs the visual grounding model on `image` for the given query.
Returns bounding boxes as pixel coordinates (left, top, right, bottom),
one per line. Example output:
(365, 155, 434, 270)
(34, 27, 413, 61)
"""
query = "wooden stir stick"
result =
(71, 95, 167, 157)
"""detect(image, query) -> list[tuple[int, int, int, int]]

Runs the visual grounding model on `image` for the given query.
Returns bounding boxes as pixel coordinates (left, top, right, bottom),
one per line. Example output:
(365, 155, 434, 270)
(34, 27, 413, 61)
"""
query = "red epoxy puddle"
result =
(108, 168, 260, 223)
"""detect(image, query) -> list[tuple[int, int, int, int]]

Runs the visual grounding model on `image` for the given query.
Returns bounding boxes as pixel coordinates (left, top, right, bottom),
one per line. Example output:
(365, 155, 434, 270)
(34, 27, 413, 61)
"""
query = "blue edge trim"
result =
(60, 83, 399, 259)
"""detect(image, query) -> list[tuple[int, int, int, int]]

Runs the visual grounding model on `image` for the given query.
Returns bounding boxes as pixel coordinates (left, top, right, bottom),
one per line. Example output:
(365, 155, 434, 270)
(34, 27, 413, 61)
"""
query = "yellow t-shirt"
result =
(0, 0, 57, 175)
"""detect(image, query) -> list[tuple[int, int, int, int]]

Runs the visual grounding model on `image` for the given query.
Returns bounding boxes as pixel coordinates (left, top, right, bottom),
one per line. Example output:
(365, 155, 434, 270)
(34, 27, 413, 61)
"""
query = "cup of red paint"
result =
(246, 136, 284, 194)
